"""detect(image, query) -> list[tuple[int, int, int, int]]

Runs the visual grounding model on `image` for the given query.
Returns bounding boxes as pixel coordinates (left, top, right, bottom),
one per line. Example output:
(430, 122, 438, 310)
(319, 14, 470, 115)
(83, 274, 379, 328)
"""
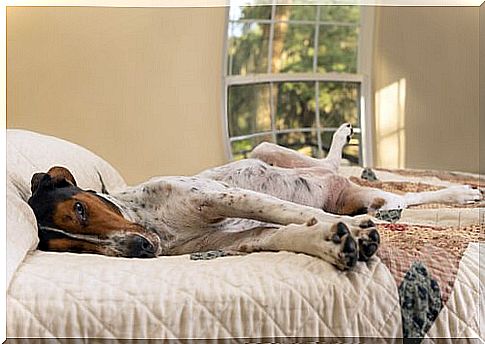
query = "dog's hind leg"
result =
(338, 183, 482, 213)
(403, 185, 482, 206)
(250, 123, 353, 172)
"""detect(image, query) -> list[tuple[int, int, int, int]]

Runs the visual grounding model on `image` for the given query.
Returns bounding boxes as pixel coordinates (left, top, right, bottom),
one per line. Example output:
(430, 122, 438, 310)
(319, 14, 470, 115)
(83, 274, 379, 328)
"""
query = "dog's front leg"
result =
(223, 221, 364, 270)
(197, 188, 380, 263)
(201, 188, 332, 225)
(201, 187, 362, 227)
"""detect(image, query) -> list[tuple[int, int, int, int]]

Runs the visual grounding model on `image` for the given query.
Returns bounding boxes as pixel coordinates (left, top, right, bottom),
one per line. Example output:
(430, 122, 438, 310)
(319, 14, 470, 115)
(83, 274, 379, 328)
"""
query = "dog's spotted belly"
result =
(198, 159, 343, 212)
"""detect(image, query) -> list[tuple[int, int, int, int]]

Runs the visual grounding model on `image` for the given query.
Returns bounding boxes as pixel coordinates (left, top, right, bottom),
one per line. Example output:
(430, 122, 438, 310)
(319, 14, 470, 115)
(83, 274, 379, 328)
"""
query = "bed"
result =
(6, 129, 484, 342)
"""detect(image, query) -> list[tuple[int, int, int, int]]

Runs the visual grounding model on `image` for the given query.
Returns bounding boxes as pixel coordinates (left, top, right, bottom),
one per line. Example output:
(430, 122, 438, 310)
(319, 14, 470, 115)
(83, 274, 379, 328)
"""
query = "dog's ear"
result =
(30, 172, 49, 195)
(47, 166, 77, 187)
(30, 166, 78, 195)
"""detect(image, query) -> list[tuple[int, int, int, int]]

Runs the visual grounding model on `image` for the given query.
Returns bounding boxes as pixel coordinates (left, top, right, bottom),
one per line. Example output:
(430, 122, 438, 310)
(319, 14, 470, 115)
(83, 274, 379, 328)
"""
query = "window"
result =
(223, 5, 374, 166)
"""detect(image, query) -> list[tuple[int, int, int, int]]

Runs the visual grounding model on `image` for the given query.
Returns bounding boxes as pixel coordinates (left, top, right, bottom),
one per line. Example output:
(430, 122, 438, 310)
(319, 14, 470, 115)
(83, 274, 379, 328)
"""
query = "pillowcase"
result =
(6, 129, 126, 288)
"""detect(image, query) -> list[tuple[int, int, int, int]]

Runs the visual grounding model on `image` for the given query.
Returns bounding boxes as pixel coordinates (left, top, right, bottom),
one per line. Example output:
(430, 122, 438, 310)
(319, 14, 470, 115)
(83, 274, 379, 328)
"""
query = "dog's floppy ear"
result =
(47, 166, 77, 187)
(30, 166, 78, 195)
(30, 172, 49, 194)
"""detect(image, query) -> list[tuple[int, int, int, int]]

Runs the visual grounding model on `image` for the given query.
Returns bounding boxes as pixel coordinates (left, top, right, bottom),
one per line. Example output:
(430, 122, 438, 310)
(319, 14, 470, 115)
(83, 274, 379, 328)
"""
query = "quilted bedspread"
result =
(6, 130, 484, 341)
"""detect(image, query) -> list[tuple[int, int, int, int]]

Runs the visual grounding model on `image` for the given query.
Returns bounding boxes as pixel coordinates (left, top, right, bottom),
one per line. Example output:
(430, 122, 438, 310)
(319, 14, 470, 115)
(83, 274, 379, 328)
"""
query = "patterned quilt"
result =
(356, 168, 484, 340)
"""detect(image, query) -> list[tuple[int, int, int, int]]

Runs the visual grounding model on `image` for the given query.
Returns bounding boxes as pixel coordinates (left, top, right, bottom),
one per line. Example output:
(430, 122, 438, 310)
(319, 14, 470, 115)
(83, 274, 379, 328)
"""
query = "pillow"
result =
(6, 129, 126, 288)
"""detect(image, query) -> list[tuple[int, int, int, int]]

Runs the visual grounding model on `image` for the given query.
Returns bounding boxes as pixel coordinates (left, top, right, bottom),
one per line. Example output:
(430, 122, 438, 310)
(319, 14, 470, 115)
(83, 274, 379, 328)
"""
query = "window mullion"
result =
(314, 7, 323, 158)
(268, 5, 277, 144)
(269, 82, 276, 143)
(267, 5, 276, 74)
(228, 23, 234, 76)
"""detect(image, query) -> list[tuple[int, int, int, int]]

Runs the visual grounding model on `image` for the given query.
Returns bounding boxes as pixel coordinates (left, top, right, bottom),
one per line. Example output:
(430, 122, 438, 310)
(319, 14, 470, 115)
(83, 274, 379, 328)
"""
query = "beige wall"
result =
(373, 6, 480, 173)
(480, 4, 485, 175)
(8, 6, 482, 182)
(7, 7, 227, 184)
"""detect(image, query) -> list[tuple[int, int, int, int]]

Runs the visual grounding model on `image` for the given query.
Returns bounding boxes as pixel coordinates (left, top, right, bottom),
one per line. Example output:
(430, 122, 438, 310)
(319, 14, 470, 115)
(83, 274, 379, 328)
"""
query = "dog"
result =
(27, 123, 481, 270)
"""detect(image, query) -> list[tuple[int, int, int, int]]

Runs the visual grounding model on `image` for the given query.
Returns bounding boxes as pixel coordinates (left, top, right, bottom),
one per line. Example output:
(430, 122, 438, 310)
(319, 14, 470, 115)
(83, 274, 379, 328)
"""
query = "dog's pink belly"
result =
(198, 159, 344, 211)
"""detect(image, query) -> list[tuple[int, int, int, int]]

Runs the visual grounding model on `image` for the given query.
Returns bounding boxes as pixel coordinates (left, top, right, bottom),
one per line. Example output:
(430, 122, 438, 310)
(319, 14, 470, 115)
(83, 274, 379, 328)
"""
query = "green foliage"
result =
(227, 5, 362, 163)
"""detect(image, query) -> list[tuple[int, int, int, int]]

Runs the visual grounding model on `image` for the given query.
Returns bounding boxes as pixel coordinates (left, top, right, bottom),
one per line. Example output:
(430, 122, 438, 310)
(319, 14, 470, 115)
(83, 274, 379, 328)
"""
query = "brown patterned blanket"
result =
(351, 167, 484, 339)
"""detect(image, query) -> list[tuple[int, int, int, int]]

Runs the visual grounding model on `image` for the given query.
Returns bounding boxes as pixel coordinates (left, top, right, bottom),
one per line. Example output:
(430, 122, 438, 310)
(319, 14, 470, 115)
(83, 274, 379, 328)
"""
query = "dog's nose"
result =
(128, 235, 157, 258)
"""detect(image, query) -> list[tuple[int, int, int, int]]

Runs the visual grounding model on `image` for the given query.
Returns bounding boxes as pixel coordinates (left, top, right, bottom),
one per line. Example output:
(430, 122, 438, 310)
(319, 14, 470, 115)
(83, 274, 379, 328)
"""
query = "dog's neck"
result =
(96, 190, 179, 247)
(95, 192, 136, 222)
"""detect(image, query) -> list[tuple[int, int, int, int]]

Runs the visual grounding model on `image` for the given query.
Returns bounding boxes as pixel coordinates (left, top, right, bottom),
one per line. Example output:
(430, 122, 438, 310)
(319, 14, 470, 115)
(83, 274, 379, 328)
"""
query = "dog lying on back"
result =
(27, 124, 481, 270)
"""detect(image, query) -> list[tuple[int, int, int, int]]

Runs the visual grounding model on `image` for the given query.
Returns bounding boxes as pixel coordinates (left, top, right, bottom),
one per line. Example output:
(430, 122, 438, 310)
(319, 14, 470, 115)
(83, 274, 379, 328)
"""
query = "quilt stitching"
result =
(204, 270, 292, 334)
(25, 270, 120, 338)
(8, 297, 59, 339)
(202, 265, 316, 337)
(345, 263, 398, 336)
(77, 269, 181, 338)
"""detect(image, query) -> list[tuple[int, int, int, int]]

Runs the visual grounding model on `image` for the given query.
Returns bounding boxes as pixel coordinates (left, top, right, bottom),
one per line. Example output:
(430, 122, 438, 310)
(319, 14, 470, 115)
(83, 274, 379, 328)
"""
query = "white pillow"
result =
(6, 129, 126, 288)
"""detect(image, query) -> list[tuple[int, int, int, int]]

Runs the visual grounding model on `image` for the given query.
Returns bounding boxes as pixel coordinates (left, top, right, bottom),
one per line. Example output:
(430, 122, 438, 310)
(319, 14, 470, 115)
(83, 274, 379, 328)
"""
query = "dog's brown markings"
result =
(370, 197, 385, 211)
(51, 192, 143, 238)
(46, 238, 112, 255)
(48, 166, 77, 185)
(334, 188, 368, 216)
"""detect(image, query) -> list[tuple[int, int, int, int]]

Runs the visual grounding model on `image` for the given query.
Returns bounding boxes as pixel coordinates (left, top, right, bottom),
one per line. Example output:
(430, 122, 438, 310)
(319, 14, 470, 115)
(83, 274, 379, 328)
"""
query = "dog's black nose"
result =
(128, 235, 157, 258)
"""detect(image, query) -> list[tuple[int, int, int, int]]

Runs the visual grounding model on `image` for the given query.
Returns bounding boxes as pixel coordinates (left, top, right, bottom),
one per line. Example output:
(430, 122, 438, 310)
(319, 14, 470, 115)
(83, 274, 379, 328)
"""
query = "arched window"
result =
(223, 5, 374, 166)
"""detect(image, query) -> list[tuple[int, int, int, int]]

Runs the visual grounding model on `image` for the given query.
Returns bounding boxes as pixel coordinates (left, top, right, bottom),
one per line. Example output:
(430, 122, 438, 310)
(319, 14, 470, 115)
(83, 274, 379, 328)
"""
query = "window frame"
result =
(221, 5, 375, 167)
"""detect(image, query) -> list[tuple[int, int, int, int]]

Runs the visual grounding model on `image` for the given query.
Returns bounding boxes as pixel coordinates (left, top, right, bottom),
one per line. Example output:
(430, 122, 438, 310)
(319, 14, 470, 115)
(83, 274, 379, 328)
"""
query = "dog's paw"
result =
(338, 216, 380, 262)
(304, 220, 358, 270)
(449, 185, 482, 204)
(353, 220, 380, 262)
(329, 222, 359, 269)
(334, 123, 354, 144)
(342, 214, 376, 228)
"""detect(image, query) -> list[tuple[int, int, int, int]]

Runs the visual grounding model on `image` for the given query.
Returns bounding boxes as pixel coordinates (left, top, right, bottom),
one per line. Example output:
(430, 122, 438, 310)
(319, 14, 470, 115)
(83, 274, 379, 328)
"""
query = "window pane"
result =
(275, 82, 316, 130)
(228, 22, 270, 75)
(228, 83, 272, 137)
(343, 132, 361, 165)
(320, 131, 334, 156)
(275, 5, 317, 21)
(229, 6, 272, 21)
(231, 135, 274, 160)
(272, 24, 315, 73)
(319, 82, 360, 128)
(317, 25, 358, 73)
(319, 5, 360, 24)
(276, 131, 319, 158)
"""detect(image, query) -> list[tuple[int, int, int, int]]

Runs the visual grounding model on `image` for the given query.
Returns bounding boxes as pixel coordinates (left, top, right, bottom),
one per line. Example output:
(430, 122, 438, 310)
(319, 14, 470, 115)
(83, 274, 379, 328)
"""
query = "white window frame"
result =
(221, 5, 375, 167)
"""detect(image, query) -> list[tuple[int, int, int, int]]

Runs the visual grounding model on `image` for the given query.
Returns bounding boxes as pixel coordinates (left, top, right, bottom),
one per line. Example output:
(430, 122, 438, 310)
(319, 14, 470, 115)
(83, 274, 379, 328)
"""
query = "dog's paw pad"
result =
(330, 222, 349, 243)
(341, 236, 358, 268)
(356, 228, 380, 262)
(359, 219, 376, 228)
(329, 222, 358, 269)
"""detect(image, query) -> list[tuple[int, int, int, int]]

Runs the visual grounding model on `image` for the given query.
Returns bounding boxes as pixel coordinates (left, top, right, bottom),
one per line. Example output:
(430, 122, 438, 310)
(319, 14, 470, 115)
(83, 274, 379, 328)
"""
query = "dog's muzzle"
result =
(125, 234, 159, 258)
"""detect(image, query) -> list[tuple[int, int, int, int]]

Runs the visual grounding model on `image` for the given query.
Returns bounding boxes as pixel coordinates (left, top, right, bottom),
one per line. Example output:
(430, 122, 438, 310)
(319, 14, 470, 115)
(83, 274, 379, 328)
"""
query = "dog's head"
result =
(28, 166, 160, 258)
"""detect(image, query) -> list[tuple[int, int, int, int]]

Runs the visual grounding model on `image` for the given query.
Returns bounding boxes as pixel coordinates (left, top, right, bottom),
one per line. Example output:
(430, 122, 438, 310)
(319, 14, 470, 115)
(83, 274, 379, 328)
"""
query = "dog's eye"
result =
(74, 202, 87, 222)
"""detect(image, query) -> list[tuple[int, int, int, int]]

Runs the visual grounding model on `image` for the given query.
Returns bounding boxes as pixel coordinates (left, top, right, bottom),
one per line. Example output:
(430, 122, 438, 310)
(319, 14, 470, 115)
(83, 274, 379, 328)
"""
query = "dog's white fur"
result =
(84, 123, 480, 269)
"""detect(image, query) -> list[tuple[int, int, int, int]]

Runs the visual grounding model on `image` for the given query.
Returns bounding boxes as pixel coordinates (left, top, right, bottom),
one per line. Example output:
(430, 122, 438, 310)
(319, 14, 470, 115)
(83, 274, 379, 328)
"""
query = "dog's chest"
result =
(111, 177, 228, 239)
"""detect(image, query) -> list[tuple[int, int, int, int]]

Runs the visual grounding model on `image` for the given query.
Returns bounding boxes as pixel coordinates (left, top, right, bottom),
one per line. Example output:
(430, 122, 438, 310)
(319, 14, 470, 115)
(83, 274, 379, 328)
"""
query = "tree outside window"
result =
(225, 5, 369, 165)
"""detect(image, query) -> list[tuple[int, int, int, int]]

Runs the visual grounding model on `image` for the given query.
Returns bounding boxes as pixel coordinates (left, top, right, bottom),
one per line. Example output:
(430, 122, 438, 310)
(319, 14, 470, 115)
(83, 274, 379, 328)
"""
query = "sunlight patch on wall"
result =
(375, 78, 406, 168)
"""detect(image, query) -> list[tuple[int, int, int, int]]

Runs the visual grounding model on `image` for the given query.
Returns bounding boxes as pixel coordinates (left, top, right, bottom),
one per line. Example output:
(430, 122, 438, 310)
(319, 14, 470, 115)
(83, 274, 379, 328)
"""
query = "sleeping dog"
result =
(27, 124, 481, 270)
